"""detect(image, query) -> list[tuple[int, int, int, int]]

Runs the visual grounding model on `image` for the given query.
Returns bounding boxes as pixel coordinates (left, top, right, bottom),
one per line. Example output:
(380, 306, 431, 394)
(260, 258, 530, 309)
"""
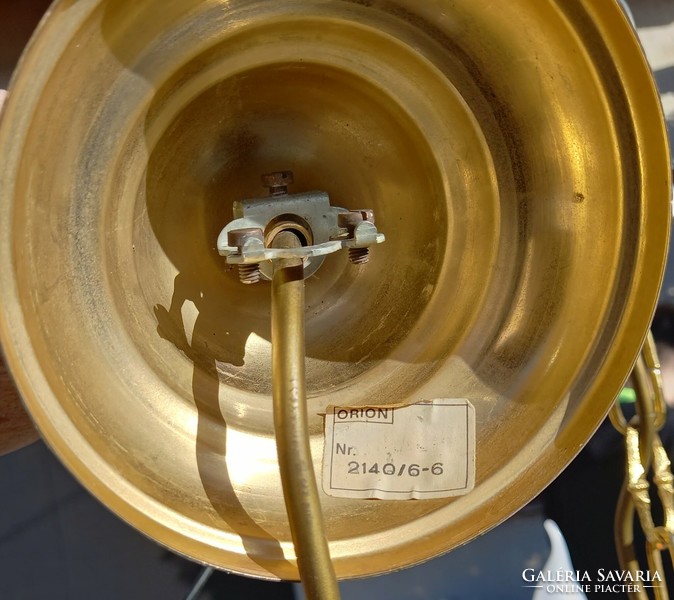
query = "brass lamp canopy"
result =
(0, 0, 670, 581)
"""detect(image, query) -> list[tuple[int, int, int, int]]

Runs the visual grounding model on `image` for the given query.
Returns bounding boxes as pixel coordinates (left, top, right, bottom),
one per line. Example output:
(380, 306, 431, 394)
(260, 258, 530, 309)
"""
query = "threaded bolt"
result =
(348, 247, 370, 265)
(261, 171, 294, 196)
(238, 263, 261, 284)
(227, 227, 264, 284)
(338, 210, 375, 265)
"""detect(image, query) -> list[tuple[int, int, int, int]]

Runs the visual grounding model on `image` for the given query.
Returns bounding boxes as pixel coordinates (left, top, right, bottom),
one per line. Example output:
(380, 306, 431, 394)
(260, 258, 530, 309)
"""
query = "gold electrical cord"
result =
(271, 231, 340, 600)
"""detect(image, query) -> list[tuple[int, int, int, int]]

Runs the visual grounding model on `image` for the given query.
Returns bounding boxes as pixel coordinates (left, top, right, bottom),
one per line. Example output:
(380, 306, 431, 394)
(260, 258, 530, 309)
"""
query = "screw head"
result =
(359, 209, 374, 223)
(227, 227, 264, 248)
(338, 209, 375, 232)
(261, 171, 294, 196)
(337, 212, 363, 230)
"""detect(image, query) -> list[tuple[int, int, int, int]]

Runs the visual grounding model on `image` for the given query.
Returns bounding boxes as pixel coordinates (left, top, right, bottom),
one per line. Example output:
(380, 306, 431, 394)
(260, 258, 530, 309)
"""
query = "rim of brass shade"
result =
(0, 0, 671, 581)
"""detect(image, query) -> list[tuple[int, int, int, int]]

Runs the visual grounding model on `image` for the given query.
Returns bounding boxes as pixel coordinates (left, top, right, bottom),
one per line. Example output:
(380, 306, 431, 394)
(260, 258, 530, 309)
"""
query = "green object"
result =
(619, 387, 637, 404)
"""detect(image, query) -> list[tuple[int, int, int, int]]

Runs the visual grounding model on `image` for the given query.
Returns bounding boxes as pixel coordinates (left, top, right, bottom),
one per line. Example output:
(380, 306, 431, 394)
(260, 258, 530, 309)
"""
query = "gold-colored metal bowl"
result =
(0, 0, 670, 581)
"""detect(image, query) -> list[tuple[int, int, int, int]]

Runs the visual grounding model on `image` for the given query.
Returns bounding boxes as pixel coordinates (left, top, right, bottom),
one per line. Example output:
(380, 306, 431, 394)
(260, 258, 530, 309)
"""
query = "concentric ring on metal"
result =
(0, 0, 670, 580)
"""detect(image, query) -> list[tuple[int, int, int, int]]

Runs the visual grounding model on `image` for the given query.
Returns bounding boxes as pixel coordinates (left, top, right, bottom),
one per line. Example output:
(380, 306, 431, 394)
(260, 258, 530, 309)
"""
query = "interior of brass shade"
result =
(0, 0, 670, 581)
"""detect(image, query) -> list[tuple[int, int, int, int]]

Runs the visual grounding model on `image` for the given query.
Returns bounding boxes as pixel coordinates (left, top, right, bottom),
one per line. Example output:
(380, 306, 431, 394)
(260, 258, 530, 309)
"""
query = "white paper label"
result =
(322, 399, 475, 500)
